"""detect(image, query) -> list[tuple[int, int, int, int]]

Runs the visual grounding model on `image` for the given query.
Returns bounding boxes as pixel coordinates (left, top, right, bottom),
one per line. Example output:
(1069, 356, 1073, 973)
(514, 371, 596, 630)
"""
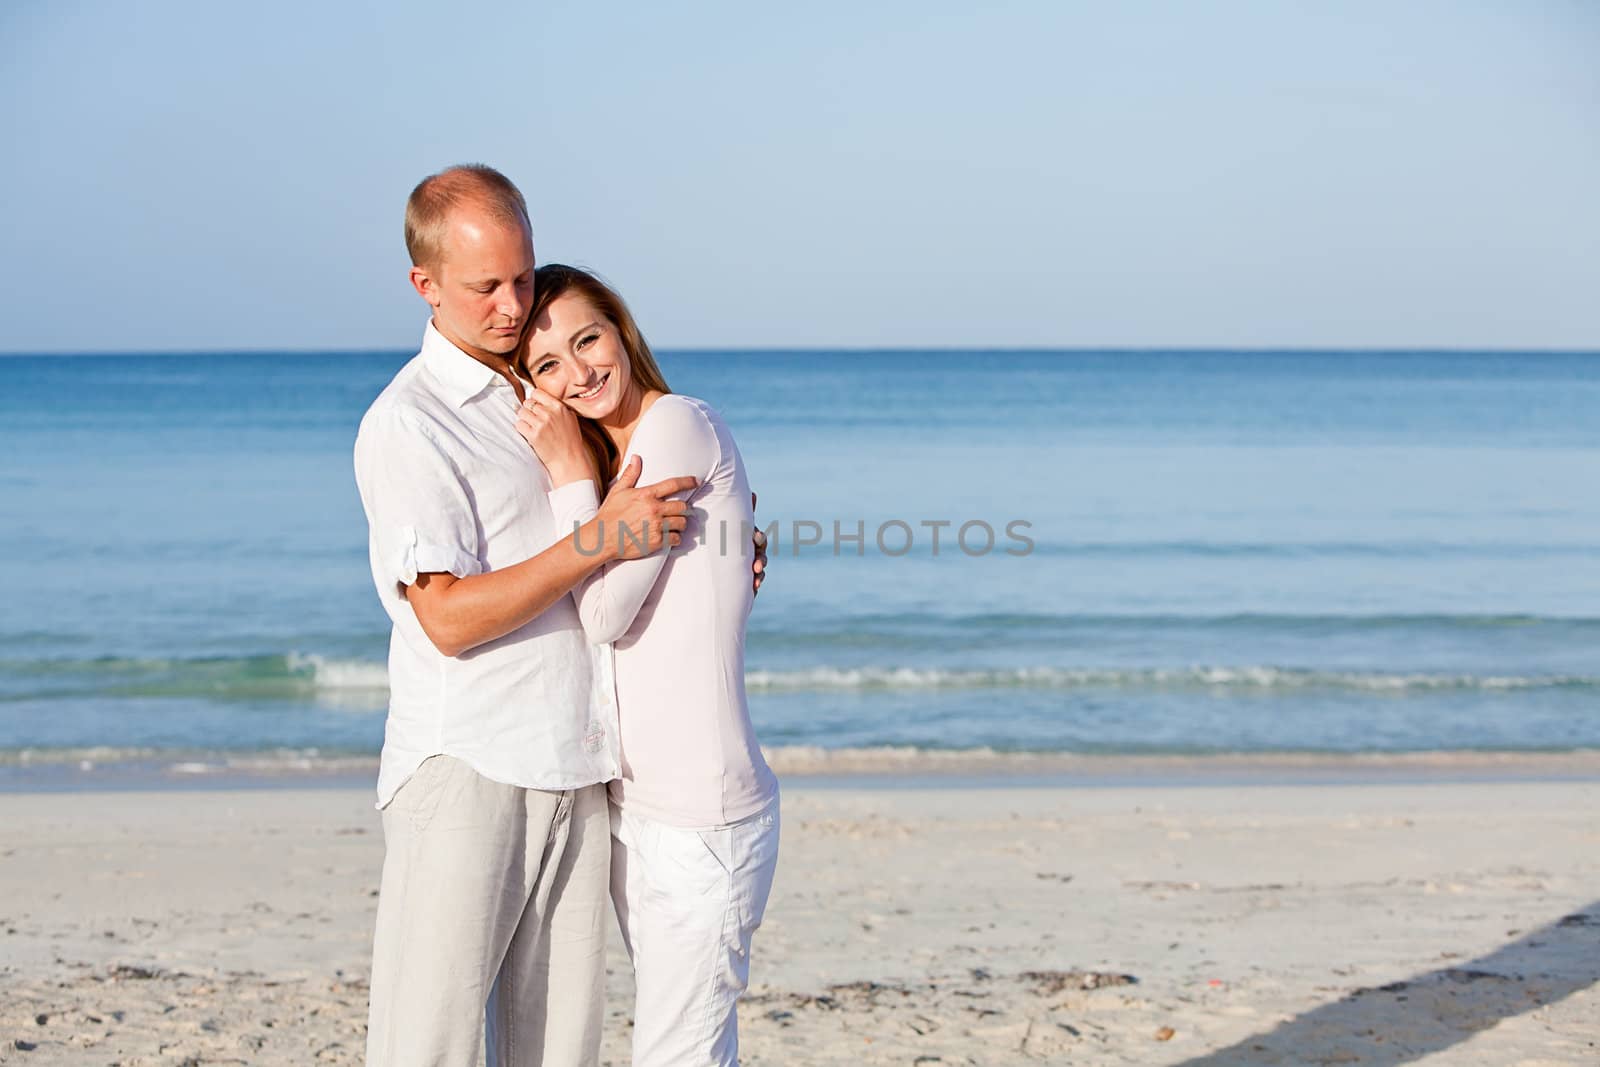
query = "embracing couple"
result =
(353, 164, 779, 1066)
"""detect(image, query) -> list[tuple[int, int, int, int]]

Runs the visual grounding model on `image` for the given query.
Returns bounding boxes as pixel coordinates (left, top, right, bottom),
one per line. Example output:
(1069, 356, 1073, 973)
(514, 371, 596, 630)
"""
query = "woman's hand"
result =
(515, 390, 592, 487)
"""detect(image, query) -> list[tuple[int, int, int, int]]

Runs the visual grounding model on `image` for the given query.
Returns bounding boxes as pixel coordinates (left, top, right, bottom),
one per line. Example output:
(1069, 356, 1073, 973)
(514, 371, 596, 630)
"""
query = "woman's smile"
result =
(570, 372, 610, 402)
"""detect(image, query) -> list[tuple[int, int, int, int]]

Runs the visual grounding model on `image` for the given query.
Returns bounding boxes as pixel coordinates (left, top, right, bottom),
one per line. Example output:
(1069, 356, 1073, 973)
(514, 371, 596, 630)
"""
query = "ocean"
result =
(2, 348, 1598, 784)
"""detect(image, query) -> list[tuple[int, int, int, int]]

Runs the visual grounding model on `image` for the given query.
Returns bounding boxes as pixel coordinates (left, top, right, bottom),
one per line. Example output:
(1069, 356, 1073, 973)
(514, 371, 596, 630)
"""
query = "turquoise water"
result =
(2, 349, 1598, 772)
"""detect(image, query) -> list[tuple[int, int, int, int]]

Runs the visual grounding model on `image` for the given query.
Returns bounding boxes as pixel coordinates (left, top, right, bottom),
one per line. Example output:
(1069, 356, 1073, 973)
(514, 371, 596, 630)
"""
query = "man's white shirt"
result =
(353, 322, 619, 808)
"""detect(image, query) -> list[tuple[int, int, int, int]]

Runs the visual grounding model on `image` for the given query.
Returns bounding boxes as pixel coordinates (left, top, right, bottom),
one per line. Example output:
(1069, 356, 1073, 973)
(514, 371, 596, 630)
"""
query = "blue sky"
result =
(3, 1, 1597, 351)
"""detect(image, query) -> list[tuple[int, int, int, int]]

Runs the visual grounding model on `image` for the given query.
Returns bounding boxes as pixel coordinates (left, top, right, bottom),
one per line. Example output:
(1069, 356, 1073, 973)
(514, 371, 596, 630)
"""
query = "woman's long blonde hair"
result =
(520, 264, 671, 486)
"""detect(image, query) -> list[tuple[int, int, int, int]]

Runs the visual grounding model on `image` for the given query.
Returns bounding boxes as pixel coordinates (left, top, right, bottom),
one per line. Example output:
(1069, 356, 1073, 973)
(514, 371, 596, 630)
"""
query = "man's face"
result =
(415, 204, 534, 362)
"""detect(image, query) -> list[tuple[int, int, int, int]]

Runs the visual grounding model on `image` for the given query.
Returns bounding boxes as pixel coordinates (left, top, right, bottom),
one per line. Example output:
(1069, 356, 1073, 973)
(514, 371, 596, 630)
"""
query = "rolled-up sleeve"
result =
(354, 406, 482, 599)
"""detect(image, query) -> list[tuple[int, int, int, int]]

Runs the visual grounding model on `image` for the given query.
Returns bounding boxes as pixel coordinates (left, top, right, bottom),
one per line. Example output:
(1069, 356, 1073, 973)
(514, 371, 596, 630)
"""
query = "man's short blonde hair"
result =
(404, 164, 530, 270)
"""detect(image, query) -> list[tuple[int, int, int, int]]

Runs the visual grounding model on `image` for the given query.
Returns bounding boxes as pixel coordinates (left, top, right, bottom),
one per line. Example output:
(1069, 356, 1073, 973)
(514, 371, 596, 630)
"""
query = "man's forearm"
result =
(408, 519, 613, 657)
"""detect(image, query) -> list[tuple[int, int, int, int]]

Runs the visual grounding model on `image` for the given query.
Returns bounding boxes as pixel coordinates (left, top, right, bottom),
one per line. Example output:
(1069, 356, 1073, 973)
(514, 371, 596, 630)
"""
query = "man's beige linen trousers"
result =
(365, 755, 609, 1066)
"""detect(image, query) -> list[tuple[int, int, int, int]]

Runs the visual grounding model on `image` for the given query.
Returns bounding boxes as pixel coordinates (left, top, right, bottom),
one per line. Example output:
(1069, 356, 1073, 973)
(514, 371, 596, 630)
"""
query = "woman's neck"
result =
(599, 384, 663, 461)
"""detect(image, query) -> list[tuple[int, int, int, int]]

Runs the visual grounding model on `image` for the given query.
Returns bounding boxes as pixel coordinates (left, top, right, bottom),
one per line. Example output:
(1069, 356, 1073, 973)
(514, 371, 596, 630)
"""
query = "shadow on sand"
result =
(1175, 900, 1600, 1066)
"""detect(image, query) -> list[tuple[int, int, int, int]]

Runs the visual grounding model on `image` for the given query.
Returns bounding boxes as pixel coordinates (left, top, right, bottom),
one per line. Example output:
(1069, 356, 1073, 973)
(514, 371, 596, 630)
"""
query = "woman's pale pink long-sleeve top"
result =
(548, 394, 778, 829)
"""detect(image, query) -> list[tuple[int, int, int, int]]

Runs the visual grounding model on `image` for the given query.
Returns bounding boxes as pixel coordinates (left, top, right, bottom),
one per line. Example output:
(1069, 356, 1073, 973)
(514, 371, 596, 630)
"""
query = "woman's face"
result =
(524, 291, 633, 420)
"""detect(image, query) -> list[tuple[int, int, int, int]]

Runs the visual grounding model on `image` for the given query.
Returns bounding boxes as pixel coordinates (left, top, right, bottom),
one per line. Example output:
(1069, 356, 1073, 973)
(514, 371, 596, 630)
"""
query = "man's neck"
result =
(432, 319, 524, 401)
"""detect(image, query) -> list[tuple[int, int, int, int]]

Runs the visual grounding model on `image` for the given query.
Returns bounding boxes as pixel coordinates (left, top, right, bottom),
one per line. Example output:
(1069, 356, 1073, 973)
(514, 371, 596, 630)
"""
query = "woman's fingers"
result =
(513, 413, 546, 445)
(515, 402, 550, 425)
(522, 389, 565, 413)
(514, 406, 575, 464)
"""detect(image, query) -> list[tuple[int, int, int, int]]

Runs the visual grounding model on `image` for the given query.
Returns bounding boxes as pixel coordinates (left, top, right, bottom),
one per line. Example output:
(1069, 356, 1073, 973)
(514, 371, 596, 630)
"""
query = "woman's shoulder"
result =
(648, 392, 719, 419)
(639, 393, 728, 437)
(632, 393, 728, 460)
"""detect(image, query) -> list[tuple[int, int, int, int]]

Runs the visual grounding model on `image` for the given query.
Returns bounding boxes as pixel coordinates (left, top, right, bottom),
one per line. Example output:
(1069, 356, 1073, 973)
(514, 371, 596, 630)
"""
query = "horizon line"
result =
(3, 344, 1600, 359)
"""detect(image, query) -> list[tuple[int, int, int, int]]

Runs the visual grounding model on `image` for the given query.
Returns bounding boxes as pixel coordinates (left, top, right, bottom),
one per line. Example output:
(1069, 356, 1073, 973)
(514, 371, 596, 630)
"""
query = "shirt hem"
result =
(376, 748, 619, 809)
(606, 776, 779, 831)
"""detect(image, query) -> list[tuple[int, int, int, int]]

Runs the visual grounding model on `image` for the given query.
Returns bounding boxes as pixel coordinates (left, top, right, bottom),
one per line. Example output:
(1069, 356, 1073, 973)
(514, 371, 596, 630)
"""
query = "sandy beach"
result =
(2, 773, 1597, 1066)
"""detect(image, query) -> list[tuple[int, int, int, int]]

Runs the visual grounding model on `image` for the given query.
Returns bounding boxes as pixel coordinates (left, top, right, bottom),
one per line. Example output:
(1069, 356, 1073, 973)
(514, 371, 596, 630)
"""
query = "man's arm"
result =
(404, 457, 694, 657)
(751, 491, 766, 595)
(403, 536, 594, 658)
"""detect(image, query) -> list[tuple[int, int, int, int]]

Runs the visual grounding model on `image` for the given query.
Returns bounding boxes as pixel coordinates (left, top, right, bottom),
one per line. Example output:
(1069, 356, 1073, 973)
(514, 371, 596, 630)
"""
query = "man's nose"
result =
(497, 287, 526, 319)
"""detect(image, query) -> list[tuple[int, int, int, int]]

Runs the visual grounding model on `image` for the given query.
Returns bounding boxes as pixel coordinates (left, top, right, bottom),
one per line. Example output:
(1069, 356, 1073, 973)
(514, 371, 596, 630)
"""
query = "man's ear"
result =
(409, 264, 443, 308)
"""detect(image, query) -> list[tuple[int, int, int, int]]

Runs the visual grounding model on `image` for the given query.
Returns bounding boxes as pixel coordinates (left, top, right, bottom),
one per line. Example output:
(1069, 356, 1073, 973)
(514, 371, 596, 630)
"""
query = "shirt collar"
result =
(420, 321, 511, 407)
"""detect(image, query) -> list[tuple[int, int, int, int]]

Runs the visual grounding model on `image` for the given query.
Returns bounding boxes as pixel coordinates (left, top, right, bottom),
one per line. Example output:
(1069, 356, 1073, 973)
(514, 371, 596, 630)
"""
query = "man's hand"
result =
(751, 490, 767, 595)
(594, 456, 697, 560)
(515, 390, 592, 486)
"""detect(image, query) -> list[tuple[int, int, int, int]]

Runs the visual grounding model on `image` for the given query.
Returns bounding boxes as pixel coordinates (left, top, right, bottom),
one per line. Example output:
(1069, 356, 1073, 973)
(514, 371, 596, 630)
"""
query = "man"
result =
(354, 164, 736, 1065)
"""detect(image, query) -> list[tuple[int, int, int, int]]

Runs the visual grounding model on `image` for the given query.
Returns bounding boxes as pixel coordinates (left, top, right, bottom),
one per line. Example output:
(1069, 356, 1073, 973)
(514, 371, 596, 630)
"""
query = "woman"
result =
(512, 264, 780, 1067)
